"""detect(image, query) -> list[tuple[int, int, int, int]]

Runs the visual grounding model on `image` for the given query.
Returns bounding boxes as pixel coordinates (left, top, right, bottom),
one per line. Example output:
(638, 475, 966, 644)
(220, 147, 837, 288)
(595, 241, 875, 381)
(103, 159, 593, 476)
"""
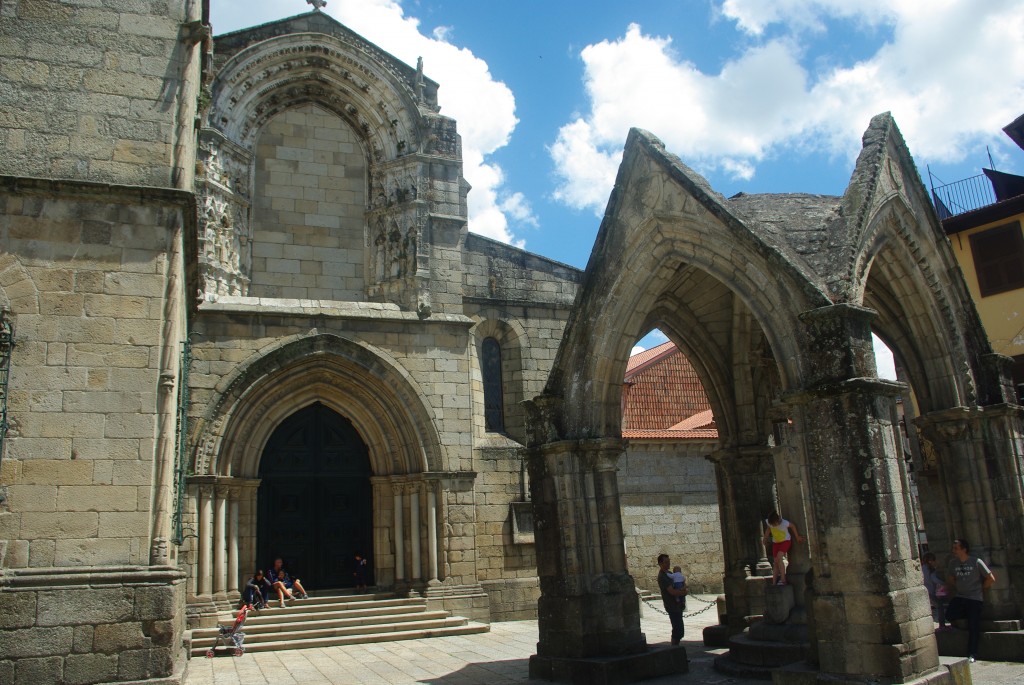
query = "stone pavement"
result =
(183, 595, 1024, 684)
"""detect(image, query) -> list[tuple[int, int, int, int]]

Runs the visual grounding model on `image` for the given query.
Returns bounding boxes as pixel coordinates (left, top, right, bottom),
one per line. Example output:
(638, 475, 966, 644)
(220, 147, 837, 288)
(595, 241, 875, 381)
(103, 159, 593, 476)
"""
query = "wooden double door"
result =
(257, 403, 373, 589)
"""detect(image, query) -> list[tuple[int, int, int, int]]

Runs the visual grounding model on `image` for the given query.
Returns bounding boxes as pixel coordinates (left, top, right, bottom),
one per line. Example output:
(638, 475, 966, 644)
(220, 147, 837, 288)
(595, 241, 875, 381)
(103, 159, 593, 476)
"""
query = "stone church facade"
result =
(0, 4, 593, 682)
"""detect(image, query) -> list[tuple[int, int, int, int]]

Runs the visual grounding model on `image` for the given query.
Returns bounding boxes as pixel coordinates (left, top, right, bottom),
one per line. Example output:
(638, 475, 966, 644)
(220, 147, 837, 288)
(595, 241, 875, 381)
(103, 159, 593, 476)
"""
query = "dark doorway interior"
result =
(257, 402, 373, 590)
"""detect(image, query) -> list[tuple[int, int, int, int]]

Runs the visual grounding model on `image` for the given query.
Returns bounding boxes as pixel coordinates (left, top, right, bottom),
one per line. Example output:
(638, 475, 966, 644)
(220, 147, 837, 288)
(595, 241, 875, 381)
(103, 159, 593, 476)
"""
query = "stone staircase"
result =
(935, 618, 1024, 662)
(190, 592, 488, 656)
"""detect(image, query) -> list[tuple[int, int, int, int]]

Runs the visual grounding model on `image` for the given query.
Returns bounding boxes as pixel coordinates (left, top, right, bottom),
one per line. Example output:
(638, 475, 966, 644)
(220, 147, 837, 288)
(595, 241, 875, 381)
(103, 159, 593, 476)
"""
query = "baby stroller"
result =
(205, 603, 253, 657)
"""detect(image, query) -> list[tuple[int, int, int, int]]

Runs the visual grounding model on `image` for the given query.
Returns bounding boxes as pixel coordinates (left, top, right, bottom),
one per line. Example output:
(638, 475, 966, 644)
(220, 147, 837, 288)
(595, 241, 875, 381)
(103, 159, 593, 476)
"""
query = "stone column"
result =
(708, 446, 777, 633)
(527, 436, 645, 660)
(370, 477, 391, 586)
(227, 485, 240, 595)
(242, 480, 261, 580)
(213, 484, 227, 597)
(974, 404, 1024, 619)
(791, 303, 936, 681)
(393, 481, 405, 583)
(197, 485, 213, 597)
(427, 482, 439, 583)
(918, 404, 1024, 619)
(410, 484, 422, 581)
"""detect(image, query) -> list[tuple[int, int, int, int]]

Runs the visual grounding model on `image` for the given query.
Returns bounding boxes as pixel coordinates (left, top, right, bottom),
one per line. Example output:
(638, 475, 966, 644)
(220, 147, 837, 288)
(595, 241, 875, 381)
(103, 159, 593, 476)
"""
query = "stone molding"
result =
(2, 564, 186, 591)
(0, 174, 196, 212)
(199, 297, 474, 324)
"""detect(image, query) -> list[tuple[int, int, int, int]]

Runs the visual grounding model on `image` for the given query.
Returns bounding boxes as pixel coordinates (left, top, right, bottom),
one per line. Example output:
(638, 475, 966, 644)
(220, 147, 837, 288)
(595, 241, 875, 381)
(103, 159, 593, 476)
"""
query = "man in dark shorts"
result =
(657, 553, 688, 647)
(945, 538, 995, 662)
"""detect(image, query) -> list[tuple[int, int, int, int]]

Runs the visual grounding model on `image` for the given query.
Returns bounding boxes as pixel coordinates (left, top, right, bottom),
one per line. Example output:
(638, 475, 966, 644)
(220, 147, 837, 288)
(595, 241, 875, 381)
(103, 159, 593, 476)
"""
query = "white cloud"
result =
(720, 0, 896, 35)
(552, 1, 1024, 214)
(499, 192, 539, 228)
(549, 118, 623, 213)
(211, 0, 524, 245)
(633, 329, 670, 354)
(872, 333, 897, 380)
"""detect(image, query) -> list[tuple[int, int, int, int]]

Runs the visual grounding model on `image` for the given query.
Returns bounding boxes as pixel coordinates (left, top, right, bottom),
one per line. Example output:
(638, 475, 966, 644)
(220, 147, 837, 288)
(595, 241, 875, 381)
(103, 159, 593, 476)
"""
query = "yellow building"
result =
(935, 114, 1024, 393)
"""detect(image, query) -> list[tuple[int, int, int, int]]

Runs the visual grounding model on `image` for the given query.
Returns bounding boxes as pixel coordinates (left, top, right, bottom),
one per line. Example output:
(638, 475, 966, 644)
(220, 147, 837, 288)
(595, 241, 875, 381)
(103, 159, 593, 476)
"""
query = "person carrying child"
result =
(656, 553, 688, 647)
(666, 565, 687, 609)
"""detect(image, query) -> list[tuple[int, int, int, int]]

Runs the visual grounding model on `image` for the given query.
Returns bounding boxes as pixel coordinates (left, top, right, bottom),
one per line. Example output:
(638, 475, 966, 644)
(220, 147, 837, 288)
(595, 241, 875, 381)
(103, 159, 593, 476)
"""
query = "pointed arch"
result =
(209, 32, 424, 158)
(546, 130, 830, 439)
(189, 333, 443, 478)
(859, 196, 989, 410)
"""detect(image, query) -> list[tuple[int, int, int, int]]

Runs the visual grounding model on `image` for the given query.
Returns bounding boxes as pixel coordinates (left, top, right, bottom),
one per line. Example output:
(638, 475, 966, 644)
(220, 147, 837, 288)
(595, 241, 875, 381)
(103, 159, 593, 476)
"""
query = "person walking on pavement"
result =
(945, 538, 996, 663)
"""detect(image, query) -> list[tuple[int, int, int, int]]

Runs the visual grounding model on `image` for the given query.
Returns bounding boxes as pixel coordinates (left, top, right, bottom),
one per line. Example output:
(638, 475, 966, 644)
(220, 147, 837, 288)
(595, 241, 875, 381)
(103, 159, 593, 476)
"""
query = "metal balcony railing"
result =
(931, 174, 997, 219)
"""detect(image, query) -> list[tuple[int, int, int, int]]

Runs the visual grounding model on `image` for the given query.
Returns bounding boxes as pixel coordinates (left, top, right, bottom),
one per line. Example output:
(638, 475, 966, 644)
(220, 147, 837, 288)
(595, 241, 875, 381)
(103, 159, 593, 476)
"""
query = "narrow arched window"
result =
(482, 337, 505, 432)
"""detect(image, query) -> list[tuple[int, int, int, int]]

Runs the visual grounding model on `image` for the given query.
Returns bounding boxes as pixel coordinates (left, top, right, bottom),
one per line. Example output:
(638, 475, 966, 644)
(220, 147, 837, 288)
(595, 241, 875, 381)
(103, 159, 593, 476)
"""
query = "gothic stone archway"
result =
(527, 117, 1024, 684)
(257, 402, 373, 589)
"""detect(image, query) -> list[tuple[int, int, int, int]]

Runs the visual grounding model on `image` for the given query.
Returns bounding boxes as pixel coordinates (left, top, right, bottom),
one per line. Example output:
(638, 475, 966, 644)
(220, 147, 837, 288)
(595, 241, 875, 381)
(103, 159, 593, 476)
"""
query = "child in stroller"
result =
(205, 603, 254, 657)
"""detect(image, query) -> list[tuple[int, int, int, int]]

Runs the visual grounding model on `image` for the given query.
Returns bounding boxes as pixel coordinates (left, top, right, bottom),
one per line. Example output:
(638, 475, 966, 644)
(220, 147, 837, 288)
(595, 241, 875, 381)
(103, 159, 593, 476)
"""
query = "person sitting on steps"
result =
(241, 569, 272, 609)
(267, 557, 309, 607)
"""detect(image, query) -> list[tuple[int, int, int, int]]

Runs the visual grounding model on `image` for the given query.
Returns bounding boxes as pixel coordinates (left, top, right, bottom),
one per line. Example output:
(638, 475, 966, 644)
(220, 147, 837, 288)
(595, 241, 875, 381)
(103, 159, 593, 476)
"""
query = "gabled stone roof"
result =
(726, 192, 842, 278)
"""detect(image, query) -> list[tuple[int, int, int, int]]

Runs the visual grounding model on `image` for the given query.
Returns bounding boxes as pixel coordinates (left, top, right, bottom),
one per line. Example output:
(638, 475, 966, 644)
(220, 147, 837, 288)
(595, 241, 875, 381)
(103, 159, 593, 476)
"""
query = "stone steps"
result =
(191, 593, 488, 656)
(712, 631, 808, 680)
(935, 626, 1024, 662)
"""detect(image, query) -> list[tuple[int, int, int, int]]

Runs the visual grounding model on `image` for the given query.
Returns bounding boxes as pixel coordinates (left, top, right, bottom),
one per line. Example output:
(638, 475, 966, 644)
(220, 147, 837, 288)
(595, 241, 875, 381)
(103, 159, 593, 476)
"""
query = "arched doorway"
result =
(257, 402, 373, 589)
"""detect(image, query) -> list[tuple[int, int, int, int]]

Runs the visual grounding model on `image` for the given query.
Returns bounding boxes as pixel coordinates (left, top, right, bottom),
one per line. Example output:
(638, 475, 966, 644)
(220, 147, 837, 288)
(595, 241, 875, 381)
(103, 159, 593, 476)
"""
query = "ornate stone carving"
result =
(196, 132, 252, 301)
(421, 116, 459, 158)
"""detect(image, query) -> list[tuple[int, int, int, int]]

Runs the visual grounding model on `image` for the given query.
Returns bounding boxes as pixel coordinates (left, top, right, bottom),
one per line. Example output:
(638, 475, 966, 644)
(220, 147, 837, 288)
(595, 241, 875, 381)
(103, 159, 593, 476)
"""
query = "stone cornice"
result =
(0, 175, 197, 212)
(2, 565, 187, 590)
(198, 298, 474, 325)
(783, 376, 905, 404)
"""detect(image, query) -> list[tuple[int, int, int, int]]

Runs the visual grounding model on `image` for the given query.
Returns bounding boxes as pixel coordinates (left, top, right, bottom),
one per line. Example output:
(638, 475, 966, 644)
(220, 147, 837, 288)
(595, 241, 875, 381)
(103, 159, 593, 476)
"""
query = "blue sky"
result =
(211, 0, 1024, 268)
(209, 0, 1024, 369)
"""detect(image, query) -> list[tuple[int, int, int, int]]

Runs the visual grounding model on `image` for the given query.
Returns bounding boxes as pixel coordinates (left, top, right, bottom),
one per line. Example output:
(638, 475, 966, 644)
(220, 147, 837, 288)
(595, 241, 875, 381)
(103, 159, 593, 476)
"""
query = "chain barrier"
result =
(641, 588, 719, 619)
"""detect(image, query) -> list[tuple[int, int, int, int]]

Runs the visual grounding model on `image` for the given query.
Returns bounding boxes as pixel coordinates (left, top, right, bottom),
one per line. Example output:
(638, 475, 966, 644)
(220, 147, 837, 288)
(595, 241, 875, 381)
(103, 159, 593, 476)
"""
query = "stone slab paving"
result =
(184, 595, 1024, 685)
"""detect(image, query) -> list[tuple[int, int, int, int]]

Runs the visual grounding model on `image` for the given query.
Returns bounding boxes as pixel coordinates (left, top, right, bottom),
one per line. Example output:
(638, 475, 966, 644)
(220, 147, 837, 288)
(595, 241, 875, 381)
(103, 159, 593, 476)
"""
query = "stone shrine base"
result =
(771, 656, 972, 685)
(528, 645, 689, 685)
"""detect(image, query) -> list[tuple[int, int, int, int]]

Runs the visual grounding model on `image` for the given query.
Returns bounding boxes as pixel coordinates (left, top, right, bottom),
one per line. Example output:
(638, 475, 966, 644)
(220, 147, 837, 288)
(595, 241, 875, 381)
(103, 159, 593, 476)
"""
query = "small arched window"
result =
(481, 337, 505, 432)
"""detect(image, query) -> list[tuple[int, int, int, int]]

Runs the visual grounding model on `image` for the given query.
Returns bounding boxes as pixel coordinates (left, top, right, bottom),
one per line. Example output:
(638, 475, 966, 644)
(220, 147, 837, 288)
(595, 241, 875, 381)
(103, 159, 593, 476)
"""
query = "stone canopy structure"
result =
(526, 121, 1024, 682)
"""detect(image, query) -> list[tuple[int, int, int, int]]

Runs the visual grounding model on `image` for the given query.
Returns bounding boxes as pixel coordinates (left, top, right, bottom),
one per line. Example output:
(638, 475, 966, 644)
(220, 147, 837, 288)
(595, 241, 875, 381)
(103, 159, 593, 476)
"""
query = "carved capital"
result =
(797, 303, 879, 383)
(708, 446, 775, 476)
(916, 407, 975, 444)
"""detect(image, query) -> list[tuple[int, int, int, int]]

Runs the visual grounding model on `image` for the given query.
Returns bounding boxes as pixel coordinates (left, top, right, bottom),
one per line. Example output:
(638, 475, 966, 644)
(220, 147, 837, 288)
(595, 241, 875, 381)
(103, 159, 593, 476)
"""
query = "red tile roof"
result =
(623, 341, 712, 430)
(622, 428, 718, 439)
(671, 409, 715, 430)
(623, 342, 717, 440)
(626, 340, 676, 375)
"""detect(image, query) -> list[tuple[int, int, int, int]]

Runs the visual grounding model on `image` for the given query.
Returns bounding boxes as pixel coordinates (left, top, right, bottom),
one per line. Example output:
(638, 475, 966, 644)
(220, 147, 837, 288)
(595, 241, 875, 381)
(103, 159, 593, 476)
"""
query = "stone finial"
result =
(307, 0, 327, 10)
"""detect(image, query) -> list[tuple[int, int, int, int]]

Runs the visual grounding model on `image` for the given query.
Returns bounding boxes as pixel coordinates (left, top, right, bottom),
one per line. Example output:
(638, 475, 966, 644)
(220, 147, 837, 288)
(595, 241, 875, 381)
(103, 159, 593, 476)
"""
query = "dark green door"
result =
(257, 403, 373, 589)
